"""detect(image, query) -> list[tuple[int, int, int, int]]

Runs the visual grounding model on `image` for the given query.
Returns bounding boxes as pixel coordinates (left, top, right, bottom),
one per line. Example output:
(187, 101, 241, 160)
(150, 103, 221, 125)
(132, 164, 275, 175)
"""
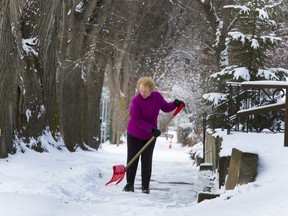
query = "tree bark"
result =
(57, 0, 112, 150)
(16, 0, 61, 143)
(0, 0, 110, 154)
(0, 0, 17, 157)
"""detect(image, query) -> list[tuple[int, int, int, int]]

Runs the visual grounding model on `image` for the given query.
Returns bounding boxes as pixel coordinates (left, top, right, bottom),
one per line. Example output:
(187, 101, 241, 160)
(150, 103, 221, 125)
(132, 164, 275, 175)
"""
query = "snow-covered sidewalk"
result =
(0, 131, 212, 216)
(1, 129, 288, 216)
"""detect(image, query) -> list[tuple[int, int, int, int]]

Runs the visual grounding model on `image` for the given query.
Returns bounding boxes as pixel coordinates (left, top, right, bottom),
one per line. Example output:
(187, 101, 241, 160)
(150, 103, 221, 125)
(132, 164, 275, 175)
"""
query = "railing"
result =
(202, 82, 285, 136)
(198, 81, 287, 161)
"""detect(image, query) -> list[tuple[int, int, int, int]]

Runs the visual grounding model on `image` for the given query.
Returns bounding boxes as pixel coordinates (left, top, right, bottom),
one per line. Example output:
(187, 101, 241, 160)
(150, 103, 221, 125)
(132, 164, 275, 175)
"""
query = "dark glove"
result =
(151, 128, 161, 138)
(174, 99, 185, 107)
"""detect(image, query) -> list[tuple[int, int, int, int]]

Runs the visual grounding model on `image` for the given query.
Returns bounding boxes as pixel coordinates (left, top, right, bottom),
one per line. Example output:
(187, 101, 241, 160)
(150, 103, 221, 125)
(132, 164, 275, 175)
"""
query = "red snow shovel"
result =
(105, 103, 184, 186)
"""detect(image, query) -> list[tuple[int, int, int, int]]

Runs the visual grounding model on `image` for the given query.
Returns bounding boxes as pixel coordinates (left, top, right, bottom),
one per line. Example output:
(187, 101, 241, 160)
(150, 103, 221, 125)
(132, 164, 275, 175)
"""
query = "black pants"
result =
(126, 133, 156, 189)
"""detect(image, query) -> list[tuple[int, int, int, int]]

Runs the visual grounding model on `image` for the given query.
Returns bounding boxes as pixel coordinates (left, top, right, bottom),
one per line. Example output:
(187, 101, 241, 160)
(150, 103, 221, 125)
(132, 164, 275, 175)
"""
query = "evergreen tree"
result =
(204, 0, 288, 131)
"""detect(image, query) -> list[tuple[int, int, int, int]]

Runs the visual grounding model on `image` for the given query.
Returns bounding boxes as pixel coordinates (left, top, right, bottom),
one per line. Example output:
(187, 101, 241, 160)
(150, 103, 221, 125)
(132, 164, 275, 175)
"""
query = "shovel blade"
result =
(105, 165, 126, 186)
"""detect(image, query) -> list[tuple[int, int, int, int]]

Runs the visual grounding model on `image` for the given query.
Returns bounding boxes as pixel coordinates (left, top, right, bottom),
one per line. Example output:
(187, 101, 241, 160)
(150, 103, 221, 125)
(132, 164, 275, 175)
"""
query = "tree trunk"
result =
(16, 0, 61, 143)
(0, 0, 17, 157)
(195, 0, 234, 70)
(57, 0, 112, 151)
(0, 0, 111, 154)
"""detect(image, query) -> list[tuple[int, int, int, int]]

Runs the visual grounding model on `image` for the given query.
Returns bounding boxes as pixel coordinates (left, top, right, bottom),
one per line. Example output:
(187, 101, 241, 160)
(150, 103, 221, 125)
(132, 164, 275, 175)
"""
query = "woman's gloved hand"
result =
(174, 99, 185, 107)
(151, 128, 161, 138)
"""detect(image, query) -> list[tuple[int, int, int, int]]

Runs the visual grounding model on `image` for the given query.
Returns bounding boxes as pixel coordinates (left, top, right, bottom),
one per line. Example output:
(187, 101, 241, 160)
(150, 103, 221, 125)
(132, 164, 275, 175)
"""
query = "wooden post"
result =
(226, 148, 258, 190)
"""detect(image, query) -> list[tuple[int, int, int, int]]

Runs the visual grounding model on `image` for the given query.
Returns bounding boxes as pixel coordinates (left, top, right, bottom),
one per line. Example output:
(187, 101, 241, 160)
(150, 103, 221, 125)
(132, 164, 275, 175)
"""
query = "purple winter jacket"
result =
(127, 91, 176, 140)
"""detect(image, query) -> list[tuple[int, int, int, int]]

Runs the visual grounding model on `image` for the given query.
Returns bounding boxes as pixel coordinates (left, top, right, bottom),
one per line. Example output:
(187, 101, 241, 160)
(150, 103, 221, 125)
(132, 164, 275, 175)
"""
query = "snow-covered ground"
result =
(0, 129, 288, 216)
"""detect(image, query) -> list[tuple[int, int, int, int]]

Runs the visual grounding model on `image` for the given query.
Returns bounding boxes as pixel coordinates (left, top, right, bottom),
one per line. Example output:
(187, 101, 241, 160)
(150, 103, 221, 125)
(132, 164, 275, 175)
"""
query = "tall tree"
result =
(0, 0, 18, 157)
(204, 0, 288, 129)
(18, 0, 61, 142)
(0, 0, 113, 156)
(57, 0, 112, 151)
(211, 0, 287, 87)
(0, 0, 61, 156)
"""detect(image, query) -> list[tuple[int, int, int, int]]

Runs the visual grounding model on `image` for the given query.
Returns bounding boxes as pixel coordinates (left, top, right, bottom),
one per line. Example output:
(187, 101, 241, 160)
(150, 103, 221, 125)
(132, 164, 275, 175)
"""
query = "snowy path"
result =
(0, 131, 215, 216)
(99, 132, 215, 209)
(1, 130, 288, 216)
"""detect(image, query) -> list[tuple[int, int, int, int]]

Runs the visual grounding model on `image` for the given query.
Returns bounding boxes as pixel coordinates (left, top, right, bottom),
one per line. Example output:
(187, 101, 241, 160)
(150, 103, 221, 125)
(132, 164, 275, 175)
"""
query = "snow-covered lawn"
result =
(0, 129, 288, 216)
